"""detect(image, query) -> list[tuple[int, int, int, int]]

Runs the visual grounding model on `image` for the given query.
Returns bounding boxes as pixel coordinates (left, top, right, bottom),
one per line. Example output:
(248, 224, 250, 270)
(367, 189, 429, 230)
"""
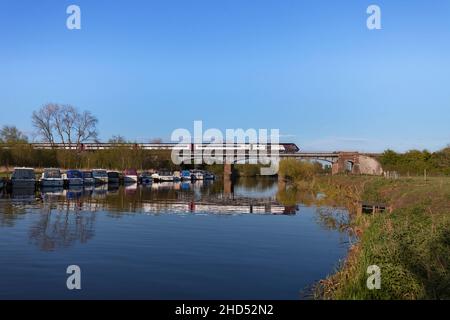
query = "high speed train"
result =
(28, 142, 300, 153)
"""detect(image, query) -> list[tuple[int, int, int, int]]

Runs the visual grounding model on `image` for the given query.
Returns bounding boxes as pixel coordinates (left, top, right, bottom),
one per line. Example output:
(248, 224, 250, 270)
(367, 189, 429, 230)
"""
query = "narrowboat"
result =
(107, 171, 120, 184)
(92, 169, 109, 184)
(40, 168, 64, 187)
(124, 169, 138, 184)
(82, 171, 95, 185)
(65, 170, 84, 186)
(11, 168, 36, 188)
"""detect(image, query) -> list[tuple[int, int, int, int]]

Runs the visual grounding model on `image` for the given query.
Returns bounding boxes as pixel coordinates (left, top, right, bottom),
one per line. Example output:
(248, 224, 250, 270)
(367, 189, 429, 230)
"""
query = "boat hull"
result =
(40, 179, 64, 187)
(12, 179, 36, 189)
(67, 178, 84, 186)
(83, 178, 95, 185)
(124, 175, 138, 184)
(94, 177, 108, 184)
(158, 176, 174, 182)
(140, 176, 153, 184)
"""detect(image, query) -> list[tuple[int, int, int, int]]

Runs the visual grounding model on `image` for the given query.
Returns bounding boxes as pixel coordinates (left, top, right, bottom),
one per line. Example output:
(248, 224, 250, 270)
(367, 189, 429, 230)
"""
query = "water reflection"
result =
(28, 209, 96, 252)
(0, 178, 351, 299)
(0, 178, 299, 219)
(0, 178, 352, 250)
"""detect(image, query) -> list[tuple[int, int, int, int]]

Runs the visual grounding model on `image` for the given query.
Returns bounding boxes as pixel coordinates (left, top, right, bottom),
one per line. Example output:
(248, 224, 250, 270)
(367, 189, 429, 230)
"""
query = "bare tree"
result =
(60, 105, 78, 146)
(74, 110, 98, 145)
(52, 104, 66, 145)
(32, 104, 57, 145)
(31, 103, 98, 147)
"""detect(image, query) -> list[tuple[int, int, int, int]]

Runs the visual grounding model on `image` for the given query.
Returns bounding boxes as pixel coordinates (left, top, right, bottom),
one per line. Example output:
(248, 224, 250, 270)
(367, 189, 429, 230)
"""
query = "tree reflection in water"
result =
(276, 183, 354, 235)
(28, 191, 96, 251)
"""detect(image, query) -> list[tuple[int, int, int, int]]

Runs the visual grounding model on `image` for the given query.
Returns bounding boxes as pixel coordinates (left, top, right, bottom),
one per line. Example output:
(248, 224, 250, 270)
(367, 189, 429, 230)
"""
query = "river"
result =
(0, 178, 351, 299)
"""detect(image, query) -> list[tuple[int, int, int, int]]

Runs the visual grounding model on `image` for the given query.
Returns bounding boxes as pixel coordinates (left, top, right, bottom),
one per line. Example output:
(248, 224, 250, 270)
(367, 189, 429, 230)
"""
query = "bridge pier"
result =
(224, 163, 233, 177)
(223, 163, 234, 197)
(332, 153, 359, 174)
(223, 175, 233, 197)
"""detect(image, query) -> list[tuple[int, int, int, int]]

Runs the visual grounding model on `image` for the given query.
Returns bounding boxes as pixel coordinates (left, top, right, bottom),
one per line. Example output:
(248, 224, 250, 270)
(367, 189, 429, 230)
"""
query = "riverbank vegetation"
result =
(0, 146, 176, 172)
(278, 160, 450, 300)
(378, 147, 450, 176)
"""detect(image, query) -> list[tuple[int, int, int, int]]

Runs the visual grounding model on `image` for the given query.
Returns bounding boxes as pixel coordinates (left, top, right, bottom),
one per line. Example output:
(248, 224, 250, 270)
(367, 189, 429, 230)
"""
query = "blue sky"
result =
(0, 0, 449, 152)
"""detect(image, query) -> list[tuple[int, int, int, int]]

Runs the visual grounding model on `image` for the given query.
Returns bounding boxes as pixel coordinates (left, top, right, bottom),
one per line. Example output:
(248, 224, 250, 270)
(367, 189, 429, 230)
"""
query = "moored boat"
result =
(139, 172, 153, 184)
(107, 171, 120, 184)
(65, 170, 84, 186)
(203, 171, 215, 180)
(123, 169, 138, 184)
(92, 169, 108, 184)
(40, 168, 64, 187)
(158, 170, 174, 182)
(11, 168, 36, 188)
(82, 171, 95, 185)
(173, 171, 181, 182)
(191, 170, 204, 180)
(181, 170, 192, 181)
(151, 172, 160, 181)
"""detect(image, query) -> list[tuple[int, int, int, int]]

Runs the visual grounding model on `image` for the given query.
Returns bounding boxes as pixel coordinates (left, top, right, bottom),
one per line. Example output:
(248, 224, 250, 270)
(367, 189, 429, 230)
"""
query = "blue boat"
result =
(65, 170, 84, 186)
(181, 170, 192, 181)
(139, 172, 153, 184)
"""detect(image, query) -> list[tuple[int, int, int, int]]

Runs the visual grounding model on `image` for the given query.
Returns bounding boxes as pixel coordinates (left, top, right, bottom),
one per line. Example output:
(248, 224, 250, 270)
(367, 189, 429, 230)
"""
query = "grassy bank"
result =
(312, 175, 450, 299)
(278, 159, 449, 299)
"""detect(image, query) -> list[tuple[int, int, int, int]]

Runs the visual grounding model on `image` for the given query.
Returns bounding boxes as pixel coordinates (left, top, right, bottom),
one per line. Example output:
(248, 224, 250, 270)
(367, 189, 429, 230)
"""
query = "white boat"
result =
(158, 170, 174, 182)
(11, 168, 36, 188)
(151, 172, 160, 181)
(173, 171, 181, 182)
(123, 169, 138, 184)
(64, 170, 84, 186)
(92, 169, 109, 184)
(40, 168, 64, 187)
